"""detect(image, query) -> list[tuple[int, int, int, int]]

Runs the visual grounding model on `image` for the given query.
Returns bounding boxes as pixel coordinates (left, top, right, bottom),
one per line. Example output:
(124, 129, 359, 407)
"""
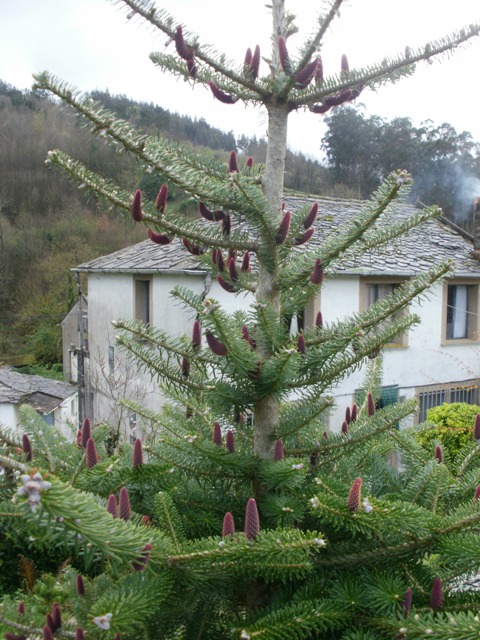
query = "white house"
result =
(0, 366, 78, 439)
(71, 195, 480, 435)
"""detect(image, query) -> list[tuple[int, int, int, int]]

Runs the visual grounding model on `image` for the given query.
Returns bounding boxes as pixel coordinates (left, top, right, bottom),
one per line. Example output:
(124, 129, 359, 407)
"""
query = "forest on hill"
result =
(1, 79, 479, 369)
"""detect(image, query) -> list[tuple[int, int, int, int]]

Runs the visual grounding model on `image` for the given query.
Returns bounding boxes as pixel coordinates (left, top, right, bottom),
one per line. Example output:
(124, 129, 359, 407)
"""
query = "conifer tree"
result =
(2, 1, 480, 639)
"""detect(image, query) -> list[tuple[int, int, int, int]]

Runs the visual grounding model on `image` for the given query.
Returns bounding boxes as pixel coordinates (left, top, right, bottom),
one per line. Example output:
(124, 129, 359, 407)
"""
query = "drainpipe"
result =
(75, 270, 85, 429)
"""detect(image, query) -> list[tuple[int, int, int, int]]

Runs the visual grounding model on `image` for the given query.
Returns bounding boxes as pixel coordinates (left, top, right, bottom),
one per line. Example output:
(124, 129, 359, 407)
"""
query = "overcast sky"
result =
(1, 0, 480, 159)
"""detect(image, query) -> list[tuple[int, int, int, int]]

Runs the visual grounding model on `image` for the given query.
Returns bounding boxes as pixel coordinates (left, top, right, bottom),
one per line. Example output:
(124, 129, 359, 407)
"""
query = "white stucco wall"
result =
(86, 270, 480, 435)
(0, 403, 18, 432)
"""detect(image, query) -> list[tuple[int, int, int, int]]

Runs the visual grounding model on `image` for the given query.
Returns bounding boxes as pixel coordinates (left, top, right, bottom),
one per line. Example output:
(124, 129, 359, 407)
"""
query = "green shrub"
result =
(416, 402, 480, 457)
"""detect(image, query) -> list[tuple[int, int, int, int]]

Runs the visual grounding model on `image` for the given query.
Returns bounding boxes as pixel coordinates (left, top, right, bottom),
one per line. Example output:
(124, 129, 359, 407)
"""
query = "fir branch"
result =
(117, 0, 270, 96)
(289, 25, 480, 108)
(234, 599, 347, 640)
(280, 175, 414, 288)
(0, 617, 76, 639)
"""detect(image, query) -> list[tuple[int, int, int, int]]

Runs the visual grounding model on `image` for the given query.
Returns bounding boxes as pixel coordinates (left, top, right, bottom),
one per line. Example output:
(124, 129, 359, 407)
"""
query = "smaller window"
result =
(445, 283, 478, 341)
(135, 278, 152, 324)
(360, 279, 408, 347)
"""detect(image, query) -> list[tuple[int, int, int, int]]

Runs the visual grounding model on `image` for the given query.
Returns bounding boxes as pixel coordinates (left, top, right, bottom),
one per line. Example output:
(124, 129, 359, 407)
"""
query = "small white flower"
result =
(218, 541, 225, 548)
(168, 467, 175, 474)
(313, 538, 326, 547)
(93, 613, 112, 630)
(281, 507, 293, 512)
(240, 631, 251, 639)
(291, 463, 304, 470)
(362, 498, 373, 513)
(309, 497, 319, 509)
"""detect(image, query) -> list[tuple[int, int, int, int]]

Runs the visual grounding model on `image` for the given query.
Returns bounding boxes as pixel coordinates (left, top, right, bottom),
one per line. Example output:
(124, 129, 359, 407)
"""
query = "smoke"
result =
(451, 164, 480, 226)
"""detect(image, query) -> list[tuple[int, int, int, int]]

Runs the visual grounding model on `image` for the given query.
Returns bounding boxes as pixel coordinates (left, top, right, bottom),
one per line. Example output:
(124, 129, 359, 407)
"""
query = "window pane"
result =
(447, 285, 468, 339)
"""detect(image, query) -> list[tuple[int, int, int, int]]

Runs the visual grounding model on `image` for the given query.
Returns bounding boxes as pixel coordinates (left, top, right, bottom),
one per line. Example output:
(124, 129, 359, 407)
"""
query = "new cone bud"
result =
(85, 437, 98, 469)
(345, 406, 351, 424)
(155, 183, 168, 212)
(43, 625, 54, 640)
(293, 227, 314, 246)
(294, 59, 318, 89)
(278, 36, 292, 75)
(244, 498, 260, 540)
(81, 417, 91, 449)
(276, 210, 291, 244)
(341, 53, 349, 73)
(18, 601, 25, 615)
(206, 332, 227, 356)
(174, 25, 194, 60)
(132, 543, 152, 572)
(347, 477, 362, 512)
(181, 357, 190, 378)
(52, 603, 62, 630)
(367, 392, 375, 416)
(315, 311, 323, 328)
(226, 429, 235, 453)
(222, 215, 231, 236)
(208, 81, 239, 104)
(351, 403, 358, 422)
(402, 587, 412, 617)
(241, 252, 250, 272)
(434, 445, 443, 463)
(310, 259, 324, 285)
(274, 438, 285, 462)
(192, 320, 201, 349)
(303, 202, 318, 229)
(213, 421, 222, 445)
(228, 258, 239, 282)
(474, 485, 480, 502)
(106, 494, 117, 518)
(76, 574, 85, 596)
(133, 438, 143, 468)
(131, 189, 143, 222)
(229, 150, 239, 173)
(248, 45, 260, 79)
(147, 229, 172, 244)
(297, 334, 306, 354)
(222, 512, 235, 537)
(430, 577, 443, 611)
(75, 629, 85, 640)
(119, 486, 131, 521)
(341, 420, 349, 435)
(217, 274, 236, 293)
(22, 434, 33, 461)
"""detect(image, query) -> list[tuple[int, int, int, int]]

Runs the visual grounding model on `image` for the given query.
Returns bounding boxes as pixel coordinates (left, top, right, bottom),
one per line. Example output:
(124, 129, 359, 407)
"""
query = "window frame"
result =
(359, 277, 409, 348)
(443, 280, 479, 344)
(415, 378, 480, 423)
(134, 277, 152, 325)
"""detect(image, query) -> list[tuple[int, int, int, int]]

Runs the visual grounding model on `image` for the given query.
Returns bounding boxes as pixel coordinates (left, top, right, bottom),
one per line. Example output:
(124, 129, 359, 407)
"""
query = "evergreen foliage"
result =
(2, 1, 480, 638)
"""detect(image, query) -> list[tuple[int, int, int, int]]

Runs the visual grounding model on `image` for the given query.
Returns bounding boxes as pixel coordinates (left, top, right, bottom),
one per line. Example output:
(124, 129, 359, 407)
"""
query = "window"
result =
(445, 283, 479, 341)
(360, 278, 408, 347)
(135, 278, 152, 324)
(416, 379, 480, 423)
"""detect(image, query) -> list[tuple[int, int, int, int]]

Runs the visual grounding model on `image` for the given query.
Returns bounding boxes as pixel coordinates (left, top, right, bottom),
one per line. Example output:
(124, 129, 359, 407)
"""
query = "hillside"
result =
(0, 81, 332, 368)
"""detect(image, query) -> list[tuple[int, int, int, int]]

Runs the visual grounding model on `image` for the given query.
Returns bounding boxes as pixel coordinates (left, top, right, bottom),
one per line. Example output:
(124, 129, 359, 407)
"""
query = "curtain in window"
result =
(451, 285, 468, 339)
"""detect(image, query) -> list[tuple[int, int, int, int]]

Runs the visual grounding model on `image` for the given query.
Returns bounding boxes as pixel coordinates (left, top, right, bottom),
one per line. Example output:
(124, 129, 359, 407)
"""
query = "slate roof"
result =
(0, 367, 77, 414)
(75, 196, 480, 278)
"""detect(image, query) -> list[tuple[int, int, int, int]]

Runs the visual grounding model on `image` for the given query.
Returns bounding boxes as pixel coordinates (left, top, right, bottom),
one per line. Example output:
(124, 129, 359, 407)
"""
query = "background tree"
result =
(322, 105, 480, 223)
(2, 1, 480, 639)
